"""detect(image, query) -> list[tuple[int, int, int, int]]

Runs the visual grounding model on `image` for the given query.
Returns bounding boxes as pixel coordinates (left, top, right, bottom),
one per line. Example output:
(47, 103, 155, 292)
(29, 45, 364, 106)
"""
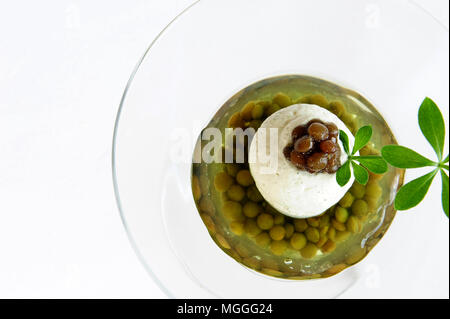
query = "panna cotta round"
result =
(249, 103, 355, 218)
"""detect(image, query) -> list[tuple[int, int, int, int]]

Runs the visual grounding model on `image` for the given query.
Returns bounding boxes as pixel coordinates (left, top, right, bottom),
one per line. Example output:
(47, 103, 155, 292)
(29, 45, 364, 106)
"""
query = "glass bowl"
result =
(113, 0, 449, 298)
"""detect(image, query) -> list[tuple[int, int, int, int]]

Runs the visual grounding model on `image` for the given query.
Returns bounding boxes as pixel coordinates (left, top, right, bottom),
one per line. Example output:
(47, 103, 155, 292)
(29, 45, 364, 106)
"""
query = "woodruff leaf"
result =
(441, 169, 449, 217)
(352, 126, 372, 155)
(394, 169, 438, 211)
(336, 160, 351, 186)
(444, 154, 449, 164)
(351, 161, 369, 185)
(355, 156, 388, 174)
(381, 145, 436, 168)
(418, 97, 446, 160)
(339, 130, 350, 155)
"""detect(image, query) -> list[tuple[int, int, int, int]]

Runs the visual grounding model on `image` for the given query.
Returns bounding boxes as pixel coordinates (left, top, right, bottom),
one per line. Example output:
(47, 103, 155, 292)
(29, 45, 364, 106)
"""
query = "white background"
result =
(0, 0, 448, 298)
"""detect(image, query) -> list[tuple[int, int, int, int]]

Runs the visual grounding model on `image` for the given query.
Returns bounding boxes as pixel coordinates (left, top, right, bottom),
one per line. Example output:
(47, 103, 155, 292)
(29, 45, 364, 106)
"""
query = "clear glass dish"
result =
(113, 0, 449, 298)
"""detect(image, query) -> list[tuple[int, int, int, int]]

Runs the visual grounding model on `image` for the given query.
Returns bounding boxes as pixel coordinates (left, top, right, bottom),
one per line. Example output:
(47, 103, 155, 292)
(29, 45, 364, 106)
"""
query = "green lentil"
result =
(305, 227, 320, 243)
(350, 182, 366, 199)
(321, 240, 336, 253)
(352, 199, 369, 218)
(347, 216, 361, 234)
(335, 206, 349, 223)
(332, 219, 346, 232)
(307, 217, 320, 227)
(339, 192, 355, 208)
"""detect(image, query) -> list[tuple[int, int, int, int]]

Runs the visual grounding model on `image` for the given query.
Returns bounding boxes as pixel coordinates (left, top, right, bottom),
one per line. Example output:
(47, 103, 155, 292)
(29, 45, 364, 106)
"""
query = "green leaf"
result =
(351, 162, 369, 185)
(339, 130, 350, 155)
(381, 145, 436, 168)
(352, 126, 372, 155)
(355, 156, 389, 174)
(444, 154, 449, 163)
(394, 169, 438, 210)
(418, 97, 446, 160)
(441, 169, 449, 217)
(336, 160, 351, 186)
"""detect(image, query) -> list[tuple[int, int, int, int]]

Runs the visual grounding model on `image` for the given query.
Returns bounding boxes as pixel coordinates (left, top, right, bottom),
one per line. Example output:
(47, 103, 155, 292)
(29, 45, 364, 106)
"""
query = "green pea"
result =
(243, 202, 261, 218)
(227, 184, 245, 202)
(269, 225, 286, 241)
(339, 192, 355, 208)
(352, 199, 369, 218)
(272, 92, 292, 107)
(265, 104, 281, 117)
(350, 182, 366, 199)
(293, 219, 308, 232)
(274, 214, 285, 225)
(192, 176, 201, 201)
(230, 221, 244, 235)
(255, 232, 271, 247)
(257, 213, 274, 230)
(300, 243, 318, 259)
(329, 101, 346, 117)
(248, 119, 263, 129)
(251, 104, 265, 120)
(246, 185, 264, 202)
(290, 233, 307, 250)
(228, 112, 245, 128)
(225, 163, 240, 177)
(295, 95, 311, 104)
(309, 94, 329, 108)
(305, 227, 320, 243)
(244, 219, 262, 237)
(270, 240, 288, 256)
(236, 170, 254, 187)
(214, 172, 234, 192)
(335, 206, 349, 223)
(240, 101, 255, 121)
(284, 223, 294, 239)
(222, 201, 244, 221)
